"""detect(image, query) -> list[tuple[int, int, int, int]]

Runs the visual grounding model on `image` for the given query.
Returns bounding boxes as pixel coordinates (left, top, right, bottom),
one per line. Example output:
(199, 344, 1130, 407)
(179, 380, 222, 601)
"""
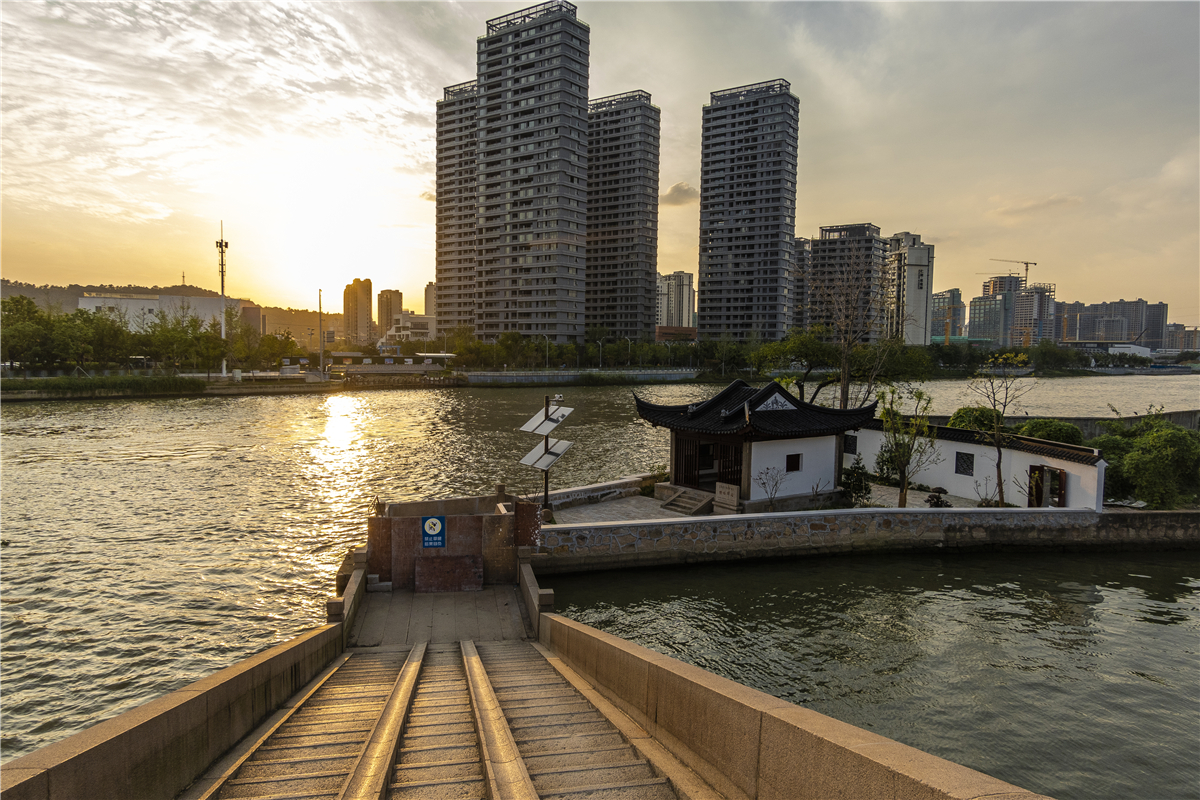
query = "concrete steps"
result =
(211, 649, 410, 800)
(662, 488, 714, 516)
(476, 641, 677, 800)
(193, 638, 700, 800)
(388, 643, 486, 800)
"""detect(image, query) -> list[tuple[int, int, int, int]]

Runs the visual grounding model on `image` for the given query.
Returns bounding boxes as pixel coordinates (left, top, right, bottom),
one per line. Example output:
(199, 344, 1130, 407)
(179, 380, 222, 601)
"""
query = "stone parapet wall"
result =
(1, 623, 345, 800)
(546, 475, 651, 511)
(531, 509, 1199, 574)
(540, 613, 1056, 800)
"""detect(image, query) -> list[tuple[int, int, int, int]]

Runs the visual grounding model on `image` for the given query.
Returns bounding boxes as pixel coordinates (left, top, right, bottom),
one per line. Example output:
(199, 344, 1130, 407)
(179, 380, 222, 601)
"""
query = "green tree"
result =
(1018, 419, 1085, 445)
(49, 309, 95, 368)
(1087, 410, 1200, 508)
(1, 295, 52, 366)
(948, 406, 1004, 432)
(964, 353, 1036, 506)
(874, 386, 942, 508)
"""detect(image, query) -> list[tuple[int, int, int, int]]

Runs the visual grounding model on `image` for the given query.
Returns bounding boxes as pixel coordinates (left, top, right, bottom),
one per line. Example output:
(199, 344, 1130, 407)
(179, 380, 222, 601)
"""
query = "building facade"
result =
(656, 271, 695, 328)
(885, 232, 934, 345)
(343, 278, 373, 345)
(472, 1, 591, 343)
(932, 289, 965, 341)
(807, 223, 889, 345)
(967, 293, 1010, 347)
(434, 80, 479, 337)
(585, 90, 659, 342)
(377, 290, 403, 344)
(793, 237, 811, 330)
(1012, 283, 1056, 346)
(696, 79, 800, 341)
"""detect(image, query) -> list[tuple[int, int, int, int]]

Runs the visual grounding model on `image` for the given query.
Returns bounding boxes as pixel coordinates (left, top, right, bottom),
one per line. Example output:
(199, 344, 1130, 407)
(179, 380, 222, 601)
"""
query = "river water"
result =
(545, 552, 1200, 800)
(1, 375, 1196, 779)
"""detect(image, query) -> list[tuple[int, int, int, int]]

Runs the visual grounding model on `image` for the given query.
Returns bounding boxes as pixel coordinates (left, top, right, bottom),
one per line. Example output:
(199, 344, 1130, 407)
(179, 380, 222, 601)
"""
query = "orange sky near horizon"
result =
(2, 2, 1197, 323)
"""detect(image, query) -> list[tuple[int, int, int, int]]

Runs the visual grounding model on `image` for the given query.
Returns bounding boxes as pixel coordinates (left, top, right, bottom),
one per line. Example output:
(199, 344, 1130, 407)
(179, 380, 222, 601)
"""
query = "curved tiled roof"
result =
(634, 380, 877, 439)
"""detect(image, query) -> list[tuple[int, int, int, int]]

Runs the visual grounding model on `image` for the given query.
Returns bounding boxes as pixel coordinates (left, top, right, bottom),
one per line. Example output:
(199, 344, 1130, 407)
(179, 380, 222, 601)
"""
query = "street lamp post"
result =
(664, 340, 674, 367)
(624, 337, 633, 367)
(540, 334, 551, 370)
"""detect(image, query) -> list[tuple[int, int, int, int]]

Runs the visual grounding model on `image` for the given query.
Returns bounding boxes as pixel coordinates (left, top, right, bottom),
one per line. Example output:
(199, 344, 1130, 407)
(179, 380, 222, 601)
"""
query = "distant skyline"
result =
(2, 1, 1197, 323)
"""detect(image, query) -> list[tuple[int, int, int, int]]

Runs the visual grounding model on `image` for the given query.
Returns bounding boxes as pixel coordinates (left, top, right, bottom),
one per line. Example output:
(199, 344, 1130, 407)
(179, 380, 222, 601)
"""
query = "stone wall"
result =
(539, 613, 1055, 800)
(531, 509, 1199, 574)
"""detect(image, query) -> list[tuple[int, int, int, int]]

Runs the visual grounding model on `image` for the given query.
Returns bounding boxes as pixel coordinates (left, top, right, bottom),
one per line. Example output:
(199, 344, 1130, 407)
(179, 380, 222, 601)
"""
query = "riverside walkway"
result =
(177, 587, 707, 800)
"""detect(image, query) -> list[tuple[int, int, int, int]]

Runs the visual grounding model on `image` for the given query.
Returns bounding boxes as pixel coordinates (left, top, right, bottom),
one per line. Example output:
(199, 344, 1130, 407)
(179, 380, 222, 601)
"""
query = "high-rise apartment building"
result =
(585, 91, 659, 341)
(967, 293, 1010, 347)
(696, 79, 800, 341)
(932, 289, 965, 341)
(472, 1, 590, 343)
(656, 271, 695, 328)
(434, 81, 479, 337)
(982, 274, 1025, 297)
(377, 290, 403, 342)
(885, 232, 934, 345)
(793, 237, 811, 330)
(1143, 302, 1168, 350)
(424, 282, 438, 333)
(1012, 283, 1056, 346)
(343, 278, 373, 345)
(807, 223, 889, 344)
(967, 274, 1025, 347)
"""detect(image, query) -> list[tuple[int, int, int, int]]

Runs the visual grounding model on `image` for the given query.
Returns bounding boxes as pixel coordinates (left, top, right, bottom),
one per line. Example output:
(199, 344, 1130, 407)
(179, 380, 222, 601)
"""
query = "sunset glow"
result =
(2, 1, 1197, 322)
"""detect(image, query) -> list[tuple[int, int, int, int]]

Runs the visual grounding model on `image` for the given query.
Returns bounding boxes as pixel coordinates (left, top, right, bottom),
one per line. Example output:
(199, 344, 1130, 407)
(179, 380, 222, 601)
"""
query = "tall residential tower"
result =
(696, 79, 800, 341)
(434, 81, 479, 337)
(585, 90, 659, 341)
(472, 1, 590, 343)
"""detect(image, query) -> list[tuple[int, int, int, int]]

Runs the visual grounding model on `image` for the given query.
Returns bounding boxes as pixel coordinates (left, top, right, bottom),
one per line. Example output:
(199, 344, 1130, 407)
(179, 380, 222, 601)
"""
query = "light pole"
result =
(664, 340, 674, 367)
(540, 334, 551, 370)
(215, 222, 228, 378)
(624, 337, 633, 367)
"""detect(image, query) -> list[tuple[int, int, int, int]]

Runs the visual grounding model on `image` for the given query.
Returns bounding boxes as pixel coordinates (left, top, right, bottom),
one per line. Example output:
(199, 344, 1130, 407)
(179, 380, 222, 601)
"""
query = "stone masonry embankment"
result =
(531, 508, 1199, 573)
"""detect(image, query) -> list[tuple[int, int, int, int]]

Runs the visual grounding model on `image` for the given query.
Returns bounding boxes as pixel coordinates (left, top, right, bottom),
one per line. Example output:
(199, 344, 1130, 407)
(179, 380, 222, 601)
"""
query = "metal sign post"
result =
(518, 393, 573, 510)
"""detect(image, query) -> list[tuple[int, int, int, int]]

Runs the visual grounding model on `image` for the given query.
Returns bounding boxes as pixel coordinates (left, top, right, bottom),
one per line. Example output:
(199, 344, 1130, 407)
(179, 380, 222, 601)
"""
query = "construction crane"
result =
(936, 303, 966, 346)
(989, 258, 1037, 283)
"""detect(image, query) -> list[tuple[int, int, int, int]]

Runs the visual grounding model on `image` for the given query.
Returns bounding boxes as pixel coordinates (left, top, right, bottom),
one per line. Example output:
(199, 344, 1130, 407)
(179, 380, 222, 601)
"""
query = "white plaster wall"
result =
(748, 437, 838, 501)
(846, 428, 1104, 512)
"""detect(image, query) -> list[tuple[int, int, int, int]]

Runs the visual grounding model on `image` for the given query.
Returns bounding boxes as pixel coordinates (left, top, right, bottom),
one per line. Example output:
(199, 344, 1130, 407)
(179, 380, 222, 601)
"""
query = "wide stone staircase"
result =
(185, 640, 710, 800)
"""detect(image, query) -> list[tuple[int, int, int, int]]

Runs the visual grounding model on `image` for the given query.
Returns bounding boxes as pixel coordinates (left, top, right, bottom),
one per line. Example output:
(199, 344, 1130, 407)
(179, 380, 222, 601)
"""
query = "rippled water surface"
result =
(1, 375, 1196, 765)
(547, 552, 1200, 800)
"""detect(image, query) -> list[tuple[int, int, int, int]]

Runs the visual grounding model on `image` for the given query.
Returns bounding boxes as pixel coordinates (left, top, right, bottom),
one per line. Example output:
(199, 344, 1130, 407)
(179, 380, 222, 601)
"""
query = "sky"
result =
(2, 1, 1197, 323)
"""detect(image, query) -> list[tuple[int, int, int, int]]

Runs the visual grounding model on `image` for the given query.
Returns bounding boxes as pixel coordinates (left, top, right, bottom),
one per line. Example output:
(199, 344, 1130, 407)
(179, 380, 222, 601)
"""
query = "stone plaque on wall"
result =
(715, 482, 739, 510)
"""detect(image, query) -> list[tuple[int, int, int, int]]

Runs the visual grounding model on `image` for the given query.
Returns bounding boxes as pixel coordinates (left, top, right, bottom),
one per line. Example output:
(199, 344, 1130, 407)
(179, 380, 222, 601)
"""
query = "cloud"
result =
(660, 182, 699, 206)
(419, 190, 436, 202)
(989, 193, 1084, 220)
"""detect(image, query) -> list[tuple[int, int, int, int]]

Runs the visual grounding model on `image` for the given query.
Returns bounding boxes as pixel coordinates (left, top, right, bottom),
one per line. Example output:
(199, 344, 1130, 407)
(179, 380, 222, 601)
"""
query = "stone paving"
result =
(552, 494, 688, 525)
(550, 485, 980, 526)
(867, 484, 980, 509)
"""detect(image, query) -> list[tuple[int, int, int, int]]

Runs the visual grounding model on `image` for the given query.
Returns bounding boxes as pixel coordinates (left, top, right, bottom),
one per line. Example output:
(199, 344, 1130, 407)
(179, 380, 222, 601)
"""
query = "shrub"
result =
(1087, 417, 1200, 508)
(1019, 418, 1085, 445)
(842, 454, 873, 507)
(948, 406, 1003, 431)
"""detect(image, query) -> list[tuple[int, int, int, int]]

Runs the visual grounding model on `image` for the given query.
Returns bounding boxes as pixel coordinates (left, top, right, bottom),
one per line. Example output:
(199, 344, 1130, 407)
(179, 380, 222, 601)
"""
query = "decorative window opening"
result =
(786, 453, 803, 472)
(955, 452, 974, 476)
(844, 434, 858, 455)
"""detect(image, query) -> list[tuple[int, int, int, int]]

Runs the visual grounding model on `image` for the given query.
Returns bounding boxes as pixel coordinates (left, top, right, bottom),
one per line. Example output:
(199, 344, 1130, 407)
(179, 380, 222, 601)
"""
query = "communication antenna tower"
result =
(216, 222, 229, 377)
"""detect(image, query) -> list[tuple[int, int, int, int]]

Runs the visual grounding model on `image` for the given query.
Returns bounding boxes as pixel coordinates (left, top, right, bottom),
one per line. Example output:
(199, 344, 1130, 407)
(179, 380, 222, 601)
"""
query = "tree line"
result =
(1, 295, 304, 373)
